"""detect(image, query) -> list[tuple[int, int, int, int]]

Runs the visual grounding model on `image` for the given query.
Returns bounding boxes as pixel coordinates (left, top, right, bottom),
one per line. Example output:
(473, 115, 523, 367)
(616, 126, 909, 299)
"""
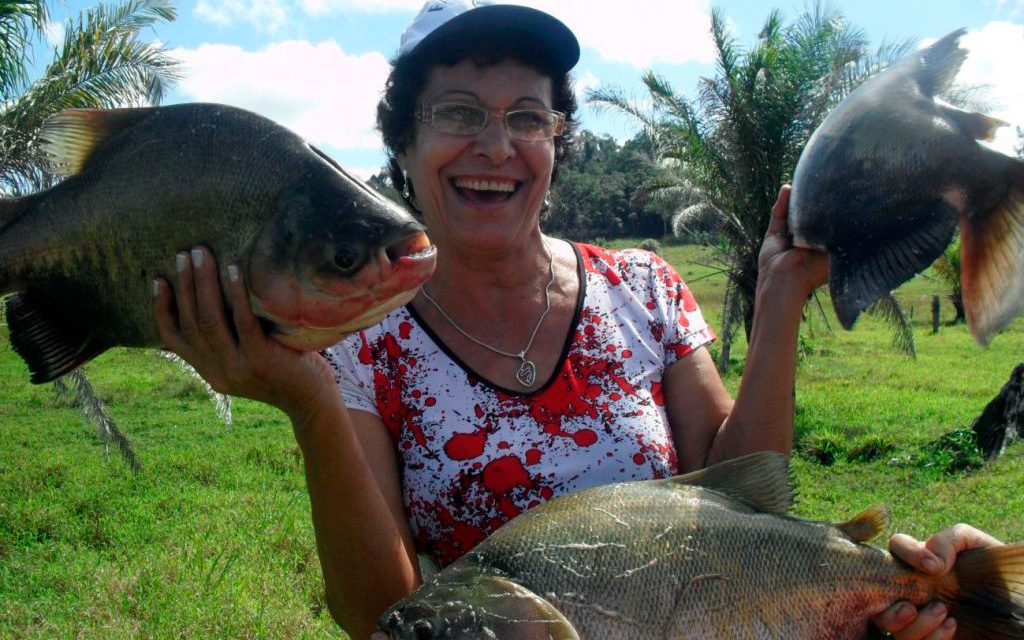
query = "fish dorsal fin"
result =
(917, 28, 968, 97)
(660, 451, 793, 515)
(41, 107, 157, 176)
(837, 505, 890, 542)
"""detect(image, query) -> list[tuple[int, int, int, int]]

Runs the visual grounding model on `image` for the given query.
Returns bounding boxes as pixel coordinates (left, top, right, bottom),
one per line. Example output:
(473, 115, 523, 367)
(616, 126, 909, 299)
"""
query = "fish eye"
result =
(333, 245, 363, 274)
(411, 619, 434, 639)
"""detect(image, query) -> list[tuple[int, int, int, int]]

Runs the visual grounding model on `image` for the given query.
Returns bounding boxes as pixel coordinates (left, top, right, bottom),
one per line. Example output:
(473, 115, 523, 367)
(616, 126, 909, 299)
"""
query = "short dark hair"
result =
(377, 37, 577, 211)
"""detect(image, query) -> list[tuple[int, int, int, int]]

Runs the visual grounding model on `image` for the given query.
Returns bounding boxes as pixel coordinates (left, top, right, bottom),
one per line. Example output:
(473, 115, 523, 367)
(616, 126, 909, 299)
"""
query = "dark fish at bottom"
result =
(790, 29, 1024, 344)
(0, 103, 437, 383)
(375, 452, 1024, 639)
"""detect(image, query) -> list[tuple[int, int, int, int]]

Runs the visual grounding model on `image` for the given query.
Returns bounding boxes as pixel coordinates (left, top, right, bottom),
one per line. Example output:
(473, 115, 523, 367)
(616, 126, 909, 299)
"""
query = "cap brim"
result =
(407, 5, 580, 73)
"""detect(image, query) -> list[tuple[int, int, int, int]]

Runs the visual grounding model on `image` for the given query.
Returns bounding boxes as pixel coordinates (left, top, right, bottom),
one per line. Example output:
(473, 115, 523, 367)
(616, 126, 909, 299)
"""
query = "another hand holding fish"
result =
(153, 246, 340, 425)
(875, 524, 1005, 640)
(758, 185, 829, 298)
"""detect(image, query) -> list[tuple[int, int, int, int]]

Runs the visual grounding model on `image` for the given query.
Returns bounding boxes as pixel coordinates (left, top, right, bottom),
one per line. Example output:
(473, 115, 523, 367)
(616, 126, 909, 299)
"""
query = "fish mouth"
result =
(252, 231, 437, 349)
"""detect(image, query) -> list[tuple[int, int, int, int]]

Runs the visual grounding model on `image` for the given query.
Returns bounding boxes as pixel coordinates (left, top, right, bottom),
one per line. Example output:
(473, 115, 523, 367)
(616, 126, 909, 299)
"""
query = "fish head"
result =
(246, 147, 437, 349)
(374, 569, 579, 640)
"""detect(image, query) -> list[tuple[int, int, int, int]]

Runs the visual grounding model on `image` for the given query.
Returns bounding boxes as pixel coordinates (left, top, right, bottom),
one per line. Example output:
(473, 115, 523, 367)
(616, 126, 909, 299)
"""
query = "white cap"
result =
(398, 0, 579, 73)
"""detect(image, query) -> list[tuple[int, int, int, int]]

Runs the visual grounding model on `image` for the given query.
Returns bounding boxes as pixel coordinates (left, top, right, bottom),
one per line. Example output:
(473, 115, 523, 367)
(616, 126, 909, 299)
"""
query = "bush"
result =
(639, 238, 661, 254)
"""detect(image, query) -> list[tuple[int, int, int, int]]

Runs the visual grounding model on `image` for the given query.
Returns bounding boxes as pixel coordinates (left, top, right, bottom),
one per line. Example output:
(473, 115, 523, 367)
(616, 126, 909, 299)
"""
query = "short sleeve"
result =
(323, 332, 381, 417)
(644, 251, 715, 367)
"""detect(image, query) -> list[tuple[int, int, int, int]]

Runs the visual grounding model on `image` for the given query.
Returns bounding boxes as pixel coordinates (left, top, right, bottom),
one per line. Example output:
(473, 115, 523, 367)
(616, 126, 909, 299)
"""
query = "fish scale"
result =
(376, 452, 1024, 639)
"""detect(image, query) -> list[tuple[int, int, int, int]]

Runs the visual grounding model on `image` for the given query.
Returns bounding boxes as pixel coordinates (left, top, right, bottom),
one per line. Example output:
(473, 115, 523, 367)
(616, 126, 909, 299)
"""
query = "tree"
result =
(591, 4, 912, 369)
(1, 0, 180, 195)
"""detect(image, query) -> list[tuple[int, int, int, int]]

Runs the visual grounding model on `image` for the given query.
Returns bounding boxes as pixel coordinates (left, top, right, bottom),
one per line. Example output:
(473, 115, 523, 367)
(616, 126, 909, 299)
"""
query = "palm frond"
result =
(158, 351, 234, 426)
(865, 295, 916, 357)
(1, 0, 180, 194)
(53, 369, 141, 471)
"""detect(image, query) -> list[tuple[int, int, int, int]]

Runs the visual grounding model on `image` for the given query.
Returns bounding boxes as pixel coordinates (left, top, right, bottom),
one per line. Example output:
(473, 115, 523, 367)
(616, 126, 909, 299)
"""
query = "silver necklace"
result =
(421, 242, 555, 388)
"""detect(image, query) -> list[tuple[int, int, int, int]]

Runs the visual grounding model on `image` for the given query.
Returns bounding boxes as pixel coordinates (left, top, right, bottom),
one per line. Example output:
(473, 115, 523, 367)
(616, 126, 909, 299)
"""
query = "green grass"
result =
(2, 242, 1023, 637)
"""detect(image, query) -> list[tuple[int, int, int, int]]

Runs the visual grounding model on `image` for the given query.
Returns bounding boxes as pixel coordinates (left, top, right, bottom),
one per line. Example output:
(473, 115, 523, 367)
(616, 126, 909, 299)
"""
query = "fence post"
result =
(932, 295, 940, 334)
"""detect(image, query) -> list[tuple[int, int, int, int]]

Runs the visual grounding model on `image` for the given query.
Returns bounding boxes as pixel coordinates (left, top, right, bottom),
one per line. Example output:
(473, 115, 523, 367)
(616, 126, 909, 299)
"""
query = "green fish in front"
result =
(0, 103, 437, 383)
(375, 452, 1024, 639)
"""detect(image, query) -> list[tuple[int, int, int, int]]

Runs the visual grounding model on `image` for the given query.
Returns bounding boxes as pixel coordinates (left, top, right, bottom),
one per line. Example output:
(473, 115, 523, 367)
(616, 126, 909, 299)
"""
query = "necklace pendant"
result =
(515, 359, 537, 387)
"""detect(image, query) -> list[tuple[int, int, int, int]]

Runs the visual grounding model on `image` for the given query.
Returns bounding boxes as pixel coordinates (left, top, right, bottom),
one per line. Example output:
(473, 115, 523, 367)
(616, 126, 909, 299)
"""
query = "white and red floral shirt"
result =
(325, 243, 714, 566)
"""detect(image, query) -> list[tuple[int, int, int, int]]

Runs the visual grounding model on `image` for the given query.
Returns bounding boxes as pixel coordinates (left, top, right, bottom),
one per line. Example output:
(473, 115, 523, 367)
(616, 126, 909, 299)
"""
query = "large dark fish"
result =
(790, 29, 1024, 344)
(0, 103, 437, 383)
(374, 452, 1024, 639)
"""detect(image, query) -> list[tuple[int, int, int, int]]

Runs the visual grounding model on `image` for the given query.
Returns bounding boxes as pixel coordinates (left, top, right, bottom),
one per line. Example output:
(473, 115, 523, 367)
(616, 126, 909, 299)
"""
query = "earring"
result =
(402, 171, 412, 200)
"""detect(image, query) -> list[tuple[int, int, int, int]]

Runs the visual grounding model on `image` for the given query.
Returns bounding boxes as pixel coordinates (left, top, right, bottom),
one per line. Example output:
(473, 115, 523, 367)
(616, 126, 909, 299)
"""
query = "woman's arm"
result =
(664, 186, 827, 470)
(297, 405, 420, 639)
(153, 246, 419, 639)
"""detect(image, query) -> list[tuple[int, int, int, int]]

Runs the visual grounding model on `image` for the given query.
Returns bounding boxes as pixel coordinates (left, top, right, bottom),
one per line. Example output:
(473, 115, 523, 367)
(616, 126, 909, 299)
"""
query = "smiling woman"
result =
(147, 1, 1008, 639)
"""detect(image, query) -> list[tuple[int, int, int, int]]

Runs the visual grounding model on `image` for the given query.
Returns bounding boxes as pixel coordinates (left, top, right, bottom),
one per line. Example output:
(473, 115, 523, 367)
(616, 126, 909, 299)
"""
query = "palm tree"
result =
(591, 4, 913, 369)
(1, 0, 180, 195)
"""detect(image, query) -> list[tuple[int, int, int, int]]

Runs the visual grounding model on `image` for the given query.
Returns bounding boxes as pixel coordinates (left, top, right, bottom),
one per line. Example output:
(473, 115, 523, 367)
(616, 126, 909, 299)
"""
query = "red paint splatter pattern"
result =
(326, 243, 714, 566)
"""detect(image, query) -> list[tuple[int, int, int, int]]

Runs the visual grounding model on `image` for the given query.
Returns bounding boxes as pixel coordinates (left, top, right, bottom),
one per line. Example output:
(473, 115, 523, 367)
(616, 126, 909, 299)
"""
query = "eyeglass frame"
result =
(413, 102, 567, 141)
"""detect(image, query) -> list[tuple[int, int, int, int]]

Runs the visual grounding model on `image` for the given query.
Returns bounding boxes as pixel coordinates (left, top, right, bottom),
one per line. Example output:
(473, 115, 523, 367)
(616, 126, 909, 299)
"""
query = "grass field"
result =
(2, 242, 1022, 638)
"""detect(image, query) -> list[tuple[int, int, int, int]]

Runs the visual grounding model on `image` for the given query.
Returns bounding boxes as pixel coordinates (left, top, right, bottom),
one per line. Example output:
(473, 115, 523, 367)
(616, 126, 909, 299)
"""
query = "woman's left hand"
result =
(873, 524, 1004, 639)
(757, 184, 828, 297)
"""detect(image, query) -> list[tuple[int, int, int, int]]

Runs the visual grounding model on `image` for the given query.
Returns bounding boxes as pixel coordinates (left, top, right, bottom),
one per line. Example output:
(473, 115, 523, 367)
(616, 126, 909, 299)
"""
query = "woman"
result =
(152, 2, 1001, 638)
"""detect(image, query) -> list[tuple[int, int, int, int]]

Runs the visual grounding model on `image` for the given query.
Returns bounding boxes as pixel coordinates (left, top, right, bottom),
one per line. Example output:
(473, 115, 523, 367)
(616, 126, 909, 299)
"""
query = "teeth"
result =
(454, 178, 516, 192)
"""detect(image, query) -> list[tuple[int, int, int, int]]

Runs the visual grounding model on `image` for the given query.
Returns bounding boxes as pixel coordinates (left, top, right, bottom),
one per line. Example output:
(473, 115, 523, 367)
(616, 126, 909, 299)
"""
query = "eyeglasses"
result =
(414, 102, 566, 141)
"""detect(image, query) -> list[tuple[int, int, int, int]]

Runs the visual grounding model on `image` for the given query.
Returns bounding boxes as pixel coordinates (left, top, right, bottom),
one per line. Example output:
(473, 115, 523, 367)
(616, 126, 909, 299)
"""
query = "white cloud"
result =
(194, 0, 290, 32)
(300, 0, 423, 14)
(515, 0, 716, 68)
(573, 68, 600, 103)
(43, 21, 64, 48)
(959, 22, 1024, 156)
(170, 40, 391, 152)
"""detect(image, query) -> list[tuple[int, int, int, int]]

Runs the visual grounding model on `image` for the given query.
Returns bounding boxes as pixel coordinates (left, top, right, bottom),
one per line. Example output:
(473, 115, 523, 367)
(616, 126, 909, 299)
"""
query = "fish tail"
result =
(960, 158, 1024, 345)
(938, 543, 1024, 639)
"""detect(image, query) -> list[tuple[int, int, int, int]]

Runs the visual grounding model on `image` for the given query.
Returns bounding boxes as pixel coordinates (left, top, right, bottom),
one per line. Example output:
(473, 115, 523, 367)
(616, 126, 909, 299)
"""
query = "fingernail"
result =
(943, 616, 956, 630)
(152, 279, 160, 298)
(896, 603, 915, 621)
(191, 248, 204, 268)
(176, 253, 188, 272)
(227, 264, 239, 282)
(929, 602, 947, 616)
(921, 556, 940, 573)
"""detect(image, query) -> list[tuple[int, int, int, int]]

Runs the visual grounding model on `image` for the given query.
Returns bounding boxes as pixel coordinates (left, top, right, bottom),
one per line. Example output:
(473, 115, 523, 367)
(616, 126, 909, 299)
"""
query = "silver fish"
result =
(375, 452, 1024, 639)
(790, 29, 1024, 344)
(0, 103, 437, 383)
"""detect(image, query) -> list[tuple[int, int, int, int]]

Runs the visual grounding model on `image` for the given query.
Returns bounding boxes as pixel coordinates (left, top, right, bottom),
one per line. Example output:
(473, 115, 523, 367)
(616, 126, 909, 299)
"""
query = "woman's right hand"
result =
(153, 246, 338, 426)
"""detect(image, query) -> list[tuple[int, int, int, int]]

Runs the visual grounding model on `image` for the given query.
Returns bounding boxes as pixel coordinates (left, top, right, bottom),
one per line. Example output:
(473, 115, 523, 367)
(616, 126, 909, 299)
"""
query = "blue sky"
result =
(49, 0, 1024, 177)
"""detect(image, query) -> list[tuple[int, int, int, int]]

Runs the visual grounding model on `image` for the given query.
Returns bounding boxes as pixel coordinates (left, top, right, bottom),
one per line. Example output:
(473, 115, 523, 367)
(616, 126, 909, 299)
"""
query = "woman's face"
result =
(399, 59, 556, 253)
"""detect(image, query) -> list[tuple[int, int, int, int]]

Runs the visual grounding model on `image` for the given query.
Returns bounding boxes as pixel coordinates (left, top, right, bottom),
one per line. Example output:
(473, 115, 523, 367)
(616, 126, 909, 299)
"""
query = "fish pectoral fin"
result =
(658, 451, 793, 515)
(472, 576, 580, 640)
(961, 161, 1024, 345)
(938, 104, 1009, 142)
(41, 107, 159, 176)
(829, 199, 958, 330)
(5, 291, 108, 384)
(837, 505, 890, 542)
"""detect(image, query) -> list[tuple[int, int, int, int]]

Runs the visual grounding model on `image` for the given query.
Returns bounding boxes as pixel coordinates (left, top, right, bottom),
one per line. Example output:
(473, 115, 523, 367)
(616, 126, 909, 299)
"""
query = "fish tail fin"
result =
(938, 543, 1024, 639)
(829, 199, 958, 329)
(960, 158, 1024, 345)
(5, 291, 107, 384)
